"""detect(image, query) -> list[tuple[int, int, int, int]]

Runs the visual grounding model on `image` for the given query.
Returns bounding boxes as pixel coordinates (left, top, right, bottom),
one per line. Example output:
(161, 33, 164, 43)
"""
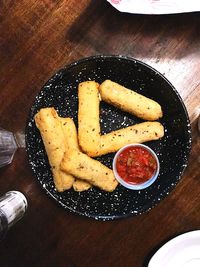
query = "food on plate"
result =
(72, 179, 92, 191)
(61, 119, 118, 192)
(99, 80, 163, 121)
(34, 78, 165, 193)
(60, 117, 92, 191)
(115, 145, 158, 185)
(96, 121, 164, 156)
(60, 117, 79, 150)
(77, 81, 164, 158)
(61, 149, 118, 192)
(34, 108, 75, 192)
(78, 81, 101, 157)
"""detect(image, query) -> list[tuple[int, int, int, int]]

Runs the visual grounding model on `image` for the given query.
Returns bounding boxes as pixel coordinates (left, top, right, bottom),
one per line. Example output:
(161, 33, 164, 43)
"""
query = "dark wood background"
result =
(0, 1, 199, 266)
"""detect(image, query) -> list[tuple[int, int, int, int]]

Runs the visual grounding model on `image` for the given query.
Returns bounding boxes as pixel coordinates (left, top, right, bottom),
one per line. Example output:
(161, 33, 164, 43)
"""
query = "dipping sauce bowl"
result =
(113, 144, 160, 190)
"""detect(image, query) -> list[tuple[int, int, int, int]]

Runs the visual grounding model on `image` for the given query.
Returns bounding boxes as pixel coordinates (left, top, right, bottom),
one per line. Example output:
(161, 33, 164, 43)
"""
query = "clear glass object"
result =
(0, 191, 28, 240)
(0, 128, 25, 168)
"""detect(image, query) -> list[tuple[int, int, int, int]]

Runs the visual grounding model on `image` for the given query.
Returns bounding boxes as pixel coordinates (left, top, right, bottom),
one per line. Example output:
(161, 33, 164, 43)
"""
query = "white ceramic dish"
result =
(148, 230, 200, 267)
(107, 0, 200, 15)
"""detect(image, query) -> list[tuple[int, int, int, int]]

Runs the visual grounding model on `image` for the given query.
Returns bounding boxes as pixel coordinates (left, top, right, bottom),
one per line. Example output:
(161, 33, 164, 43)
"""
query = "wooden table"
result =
(0, 1, 199, 266)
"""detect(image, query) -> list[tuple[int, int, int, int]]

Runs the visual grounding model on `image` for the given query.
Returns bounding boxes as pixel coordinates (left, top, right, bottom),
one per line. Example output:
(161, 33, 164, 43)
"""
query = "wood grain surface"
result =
(0, 1, 199, 267)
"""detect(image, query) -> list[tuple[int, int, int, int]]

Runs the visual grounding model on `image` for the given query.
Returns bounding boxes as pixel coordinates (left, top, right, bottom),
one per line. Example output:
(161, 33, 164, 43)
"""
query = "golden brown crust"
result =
(99, 80, 163, 121)
(72, 179, 92, 192)
(61, 149, 118, 192)
(34, 108, 75, 192)
(96, 121, 164, 157)
(78, 81, 101, 157)
(60, 117, 92, 191)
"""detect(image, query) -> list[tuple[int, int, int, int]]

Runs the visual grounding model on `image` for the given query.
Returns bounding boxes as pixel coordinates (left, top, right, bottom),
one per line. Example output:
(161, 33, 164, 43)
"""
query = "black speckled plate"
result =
(26, 55, 191, 220)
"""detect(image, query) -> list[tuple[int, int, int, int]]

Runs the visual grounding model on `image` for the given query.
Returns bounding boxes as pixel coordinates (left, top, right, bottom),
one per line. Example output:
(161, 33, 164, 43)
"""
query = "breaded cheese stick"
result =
(60, 117, 79, 150)
(99, 80, 163, 121)
(78, 81, 101, 157)
(34, 108, 75, 192)
(72, 179, 92, 192)
(95, 122, 164, 157)
(60, 117, 92, 192)
(61, 149, 118, 192)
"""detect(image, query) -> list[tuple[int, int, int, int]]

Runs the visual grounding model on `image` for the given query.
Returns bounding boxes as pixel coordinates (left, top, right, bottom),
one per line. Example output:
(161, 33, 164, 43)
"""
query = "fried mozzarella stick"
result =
(60, 117, 92, 192)
(34, 108, 74, 192)
(61, 149, 118, 192)
(78, 81, 101, 157)
(96, 122, 164, 157)
(72, 178, 92, 192)
(99, 80, 163, 121)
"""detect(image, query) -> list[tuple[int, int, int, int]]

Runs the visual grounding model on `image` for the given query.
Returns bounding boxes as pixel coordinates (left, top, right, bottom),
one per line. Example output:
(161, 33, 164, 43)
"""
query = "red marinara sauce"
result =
(116, 146, 157, 185)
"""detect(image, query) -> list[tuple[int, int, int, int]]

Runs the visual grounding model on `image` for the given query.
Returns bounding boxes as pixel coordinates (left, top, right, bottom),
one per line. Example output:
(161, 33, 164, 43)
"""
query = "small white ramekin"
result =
(113, 144, 160, 190)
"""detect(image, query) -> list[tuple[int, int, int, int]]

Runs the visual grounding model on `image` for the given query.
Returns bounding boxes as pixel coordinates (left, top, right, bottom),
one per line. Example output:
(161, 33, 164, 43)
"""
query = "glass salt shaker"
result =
(0, 191, 28, 240)
(0, 128, 25, 168)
